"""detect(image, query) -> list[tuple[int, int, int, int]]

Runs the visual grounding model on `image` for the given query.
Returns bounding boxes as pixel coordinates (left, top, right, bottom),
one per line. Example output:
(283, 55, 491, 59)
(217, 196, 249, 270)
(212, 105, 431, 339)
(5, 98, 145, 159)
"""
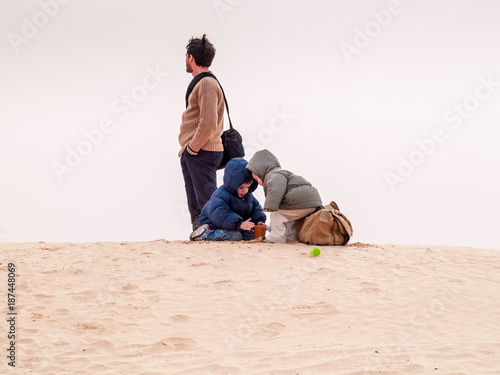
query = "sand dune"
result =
(1, 240, 499, 374)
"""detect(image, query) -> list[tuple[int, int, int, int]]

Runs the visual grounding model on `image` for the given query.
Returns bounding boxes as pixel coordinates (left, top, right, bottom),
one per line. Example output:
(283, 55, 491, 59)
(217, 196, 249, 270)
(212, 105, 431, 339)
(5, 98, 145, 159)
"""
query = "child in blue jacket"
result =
(189, 158, 266, 241)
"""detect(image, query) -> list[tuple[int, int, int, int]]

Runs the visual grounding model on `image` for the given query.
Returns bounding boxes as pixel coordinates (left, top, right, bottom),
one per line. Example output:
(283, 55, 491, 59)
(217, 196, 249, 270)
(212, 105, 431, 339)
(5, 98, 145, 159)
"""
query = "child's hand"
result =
(240, 218, 255, 231)
(257, 222, 267, 228)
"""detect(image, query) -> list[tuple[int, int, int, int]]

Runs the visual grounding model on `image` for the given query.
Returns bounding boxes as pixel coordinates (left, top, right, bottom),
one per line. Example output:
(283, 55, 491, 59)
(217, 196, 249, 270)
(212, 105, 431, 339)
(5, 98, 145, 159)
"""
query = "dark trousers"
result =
(180, 149, 223, 228)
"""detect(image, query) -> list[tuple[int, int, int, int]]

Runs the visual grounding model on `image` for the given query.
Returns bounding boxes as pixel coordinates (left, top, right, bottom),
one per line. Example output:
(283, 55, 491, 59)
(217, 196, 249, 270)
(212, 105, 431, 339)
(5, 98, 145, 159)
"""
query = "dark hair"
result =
(186, 34, 216, 67)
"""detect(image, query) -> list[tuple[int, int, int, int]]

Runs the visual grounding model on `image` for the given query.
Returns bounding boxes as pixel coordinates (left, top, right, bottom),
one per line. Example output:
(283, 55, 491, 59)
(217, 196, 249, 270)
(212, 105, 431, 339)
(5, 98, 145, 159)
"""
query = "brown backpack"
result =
(296, 201, 353, 246)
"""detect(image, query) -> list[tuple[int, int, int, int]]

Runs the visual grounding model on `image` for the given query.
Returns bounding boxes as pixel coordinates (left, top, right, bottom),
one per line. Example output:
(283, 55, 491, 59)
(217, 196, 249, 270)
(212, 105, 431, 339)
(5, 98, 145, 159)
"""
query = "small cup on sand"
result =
(254, 224, 266, 239)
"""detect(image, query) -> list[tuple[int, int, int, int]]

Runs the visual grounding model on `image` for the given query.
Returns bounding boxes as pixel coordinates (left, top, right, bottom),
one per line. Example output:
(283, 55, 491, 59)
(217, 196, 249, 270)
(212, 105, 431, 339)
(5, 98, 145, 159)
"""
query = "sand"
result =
(1, 240, 499, 374)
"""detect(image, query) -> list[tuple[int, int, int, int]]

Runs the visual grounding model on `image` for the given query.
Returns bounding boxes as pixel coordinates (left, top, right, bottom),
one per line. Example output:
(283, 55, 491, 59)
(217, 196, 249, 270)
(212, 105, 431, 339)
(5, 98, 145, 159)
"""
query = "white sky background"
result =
(1, 0, 499, 249)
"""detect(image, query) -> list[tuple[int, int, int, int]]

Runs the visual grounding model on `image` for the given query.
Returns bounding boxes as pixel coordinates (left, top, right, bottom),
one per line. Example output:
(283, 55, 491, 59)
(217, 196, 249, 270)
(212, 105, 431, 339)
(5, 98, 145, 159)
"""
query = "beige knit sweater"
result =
(178, 76, 225, 157)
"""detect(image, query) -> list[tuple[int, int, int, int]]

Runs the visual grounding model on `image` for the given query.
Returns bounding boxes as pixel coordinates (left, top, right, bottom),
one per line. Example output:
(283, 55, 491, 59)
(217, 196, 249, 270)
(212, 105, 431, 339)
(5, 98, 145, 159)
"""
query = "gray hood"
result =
(246, 149, 280, 181)
(246, 149, 322, 211)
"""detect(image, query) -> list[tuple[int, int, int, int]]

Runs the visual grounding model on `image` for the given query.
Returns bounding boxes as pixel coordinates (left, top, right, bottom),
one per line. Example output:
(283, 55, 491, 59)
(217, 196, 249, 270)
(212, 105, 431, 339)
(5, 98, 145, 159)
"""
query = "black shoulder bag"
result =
(185, 72, 245, 170)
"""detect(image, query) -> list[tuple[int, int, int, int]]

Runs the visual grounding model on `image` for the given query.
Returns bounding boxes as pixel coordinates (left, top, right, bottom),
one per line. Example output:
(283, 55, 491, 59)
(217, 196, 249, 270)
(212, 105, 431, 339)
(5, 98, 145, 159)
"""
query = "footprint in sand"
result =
(191, 262, 209, 267)
(76, 322, 99, 330)
(360, 282, 381, 293)
(161, 337, 199, 350)
(121, 283, 138, 291)
(250, 322, 286, 340)
(291, 302, 339, 317)
(170, 314, 191, 323)
(53, 308, 70, 316)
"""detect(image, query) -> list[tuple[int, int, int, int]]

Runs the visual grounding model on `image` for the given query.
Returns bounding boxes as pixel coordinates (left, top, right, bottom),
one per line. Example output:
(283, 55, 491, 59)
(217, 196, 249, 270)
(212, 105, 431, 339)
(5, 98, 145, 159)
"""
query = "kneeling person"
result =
(246, 149, 322, 244)
(190, 158, 266, 241)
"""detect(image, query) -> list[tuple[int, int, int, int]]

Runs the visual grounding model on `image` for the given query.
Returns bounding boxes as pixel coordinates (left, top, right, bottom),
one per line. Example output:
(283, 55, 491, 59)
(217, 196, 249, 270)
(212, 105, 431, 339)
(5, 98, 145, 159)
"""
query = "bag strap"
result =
(185, 72, 233, 130)
(331, 211, 353, 239)
(323, 201, 353, 242)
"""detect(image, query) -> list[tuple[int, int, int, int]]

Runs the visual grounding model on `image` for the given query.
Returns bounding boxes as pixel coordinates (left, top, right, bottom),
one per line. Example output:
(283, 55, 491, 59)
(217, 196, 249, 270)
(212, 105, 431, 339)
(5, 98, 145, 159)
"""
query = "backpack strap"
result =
(185, 72, 233, 130)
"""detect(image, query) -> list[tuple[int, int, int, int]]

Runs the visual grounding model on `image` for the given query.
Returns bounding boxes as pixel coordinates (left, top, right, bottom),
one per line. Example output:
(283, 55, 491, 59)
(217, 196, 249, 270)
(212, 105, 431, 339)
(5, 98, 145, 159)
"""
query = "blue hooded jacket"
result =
(199, 158, 266, 231)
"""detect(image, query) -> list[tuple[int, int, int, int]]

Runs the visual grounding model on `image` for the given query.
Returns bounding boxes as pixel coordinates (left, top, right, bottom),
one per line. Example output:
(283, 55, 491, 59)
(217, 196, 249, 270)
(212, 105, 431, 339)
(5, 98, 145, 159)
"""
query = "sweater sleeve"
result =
(263, 173, 288, 211)
(186, 79, 221, 154)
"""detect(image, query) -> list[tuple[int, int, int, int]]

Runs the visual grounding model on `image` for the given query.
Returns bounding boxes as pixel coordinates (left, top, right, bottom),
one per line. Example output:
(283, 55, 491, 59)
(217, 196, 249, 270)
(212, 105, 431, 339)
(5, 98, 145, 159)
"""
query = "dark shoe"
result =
(189, 224, 209, 241)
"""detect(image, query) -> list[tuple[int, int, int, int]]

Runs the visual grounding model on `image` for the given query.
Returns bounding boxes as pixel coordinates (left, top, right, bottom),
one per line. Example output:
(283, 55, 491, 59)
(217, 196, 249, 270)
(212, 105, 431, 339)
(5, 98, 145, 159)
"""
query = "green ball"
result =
(310, 247, 321, 257)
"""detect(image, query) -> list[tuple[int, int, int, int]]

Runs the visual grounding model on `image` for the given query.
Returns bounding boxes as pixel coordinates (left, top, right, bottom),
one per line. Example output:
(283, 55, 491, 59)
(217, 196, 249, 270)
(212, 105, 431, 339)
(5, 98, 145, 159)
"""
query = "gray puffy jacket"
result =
(246, 149, 322, 211)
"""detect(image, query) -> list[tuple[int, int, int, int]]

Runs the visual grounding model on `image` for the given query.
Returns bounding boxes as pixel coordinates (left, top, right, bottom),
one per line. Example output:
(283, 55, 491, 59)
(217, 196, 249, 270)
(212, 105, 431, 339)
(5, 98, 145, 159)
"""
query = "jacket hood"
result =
(246, 149, 281, 181)
(223, 158, 258, 196)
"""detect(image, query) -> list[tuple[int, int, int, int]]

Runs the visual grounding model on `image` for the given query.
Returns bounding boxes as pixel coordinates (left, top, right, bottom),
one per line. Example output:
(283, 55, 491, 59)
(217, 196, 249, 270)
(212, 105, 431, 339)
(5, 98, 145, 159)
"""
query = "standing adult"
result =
(179, 34, 224, 230)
